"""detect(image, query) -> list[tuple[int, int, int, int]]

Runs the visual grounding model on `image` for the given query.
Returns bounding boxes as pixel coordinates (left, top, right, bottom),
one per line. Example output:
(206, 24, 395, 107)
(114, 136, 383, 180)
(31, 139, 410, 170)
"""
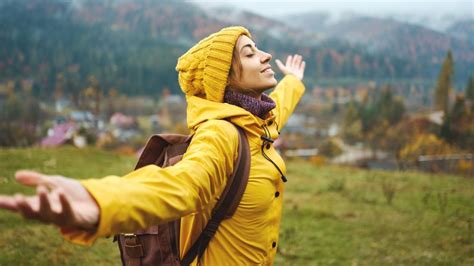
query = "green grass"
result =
(0, 147, 134, 266)
(276, 160, 474, 265)
(0, 147, 473, 265)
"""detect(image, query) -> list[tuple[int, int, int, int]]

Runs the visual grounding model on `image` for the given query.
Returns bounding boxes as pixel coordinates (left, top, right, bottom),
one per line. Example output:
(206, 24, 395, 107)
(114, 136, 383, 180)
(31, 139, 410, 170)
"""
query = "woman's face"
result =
(229, 35, 277, 97)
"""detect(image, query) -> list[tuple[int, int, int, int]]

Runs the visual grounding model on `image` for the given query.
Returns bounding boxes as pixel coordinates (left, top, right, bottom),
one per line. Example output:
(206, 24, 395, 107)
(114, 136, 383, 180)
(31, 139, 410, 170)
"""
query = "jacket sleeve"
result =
(61, 120, 239, 246)
(268, 74, 306, 129)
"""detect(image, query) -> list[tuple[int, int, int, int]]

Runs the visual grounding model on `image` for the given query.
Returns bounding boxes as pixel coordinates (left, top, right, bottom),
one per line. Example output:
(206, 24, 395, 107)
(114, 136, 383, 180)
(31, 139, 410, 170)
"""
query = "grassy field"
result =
(0, 147, 473, 265)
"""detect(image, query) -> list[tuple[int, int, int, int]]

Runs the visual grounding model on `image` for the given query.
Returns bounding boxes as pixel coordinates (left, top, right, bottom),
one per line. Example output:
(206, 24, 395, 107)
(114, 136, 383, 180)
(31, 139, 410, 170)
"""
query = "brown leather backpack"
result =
(115, 124, 250, 266)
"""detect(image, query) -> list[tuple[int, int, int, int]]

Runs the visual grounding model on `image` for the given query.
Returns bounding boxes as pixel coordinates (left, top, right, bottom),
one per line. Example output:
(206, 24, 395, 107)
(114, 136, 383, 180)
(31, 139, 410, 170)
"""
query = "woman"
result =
(0, 26, 305, 265)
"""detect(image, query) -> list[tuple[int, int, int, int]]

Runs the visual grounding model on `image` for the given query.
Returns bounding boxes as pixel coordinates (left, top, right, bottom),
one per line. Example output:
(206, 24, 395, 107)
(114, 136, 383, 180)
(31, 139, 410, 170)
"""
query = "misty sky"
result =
(191, 0, 473, 18)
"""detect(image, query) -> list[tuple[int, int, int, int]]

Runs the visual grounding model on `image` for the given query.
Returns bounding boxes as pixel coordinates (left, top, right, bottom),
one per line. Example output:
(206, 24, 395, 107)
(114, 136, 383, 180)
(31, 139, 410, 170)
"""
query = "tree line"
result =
(1, 0, 470, 103)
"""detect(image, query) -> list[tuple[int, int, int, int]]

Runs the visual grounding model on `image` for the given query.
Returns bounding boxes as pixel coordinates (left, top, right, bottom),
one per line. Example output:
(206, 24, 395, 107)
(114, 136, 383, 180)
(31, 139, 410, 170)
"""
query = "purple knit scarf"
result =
(224, 90, 276, 119)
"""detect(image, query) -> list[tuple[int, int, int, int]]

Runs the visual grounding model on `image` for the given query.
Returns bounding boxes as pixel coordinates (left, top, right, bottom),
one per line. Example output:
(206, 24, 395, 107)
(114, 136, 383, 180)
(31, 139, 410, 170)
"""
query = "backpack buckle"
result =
(122, 233, 145, 258)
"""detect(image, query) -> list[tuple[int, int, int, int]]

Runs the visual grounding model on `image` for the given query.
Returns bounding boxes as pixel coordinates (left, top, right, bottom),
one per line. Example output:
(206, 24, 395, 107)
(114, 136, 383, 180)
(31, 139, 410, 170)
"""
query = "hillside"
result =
(0, 147, 472, 265)
(447, 19, 474, 44)
(282, 13, 474, 81)
(1, 0, 472, 100)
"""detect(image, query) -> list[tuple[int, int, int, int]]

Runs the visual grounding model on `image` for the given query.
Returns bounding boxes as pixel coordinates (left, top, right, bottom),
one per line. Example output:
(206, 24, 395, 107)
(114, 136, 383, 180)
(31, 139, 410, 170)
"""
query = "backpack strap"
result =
(180, 125, 250, 266)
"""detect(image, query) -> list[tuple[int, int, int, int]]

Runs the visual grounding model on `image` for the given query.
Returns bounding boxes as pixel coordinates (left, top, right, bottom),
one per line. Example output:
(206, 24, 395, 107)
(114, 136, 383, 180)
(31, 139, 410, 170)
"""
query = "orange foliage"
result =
(399, 134, 454, 163)
(309, 155, 327, 166)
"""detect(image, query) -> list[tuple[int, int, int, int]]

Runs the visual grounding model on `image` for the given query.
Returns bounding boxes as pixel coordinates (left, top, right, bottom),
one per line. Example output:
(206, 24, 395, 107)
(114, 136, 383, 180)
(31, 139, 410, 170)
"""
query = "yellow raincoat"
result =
(62, 74, 305, 265)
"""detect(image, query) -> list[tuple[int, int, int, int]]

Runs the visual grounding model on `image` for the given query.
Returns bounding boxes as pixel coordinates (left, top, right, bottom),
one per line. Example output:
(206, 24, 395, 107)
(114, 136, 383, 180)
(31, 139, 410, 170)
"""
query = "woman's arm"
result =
(270, 54, 307, 129)
(0, 171, 100, 230)
(0, 120, 239, 246)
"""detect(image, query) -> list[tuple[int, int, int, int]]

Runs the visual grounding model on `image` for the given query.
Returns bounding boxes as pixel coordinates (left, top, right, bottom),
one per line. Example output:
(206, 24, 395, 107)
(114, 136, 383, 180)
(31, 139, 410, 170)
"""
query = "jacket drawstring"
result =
(260, 125, 287, 182)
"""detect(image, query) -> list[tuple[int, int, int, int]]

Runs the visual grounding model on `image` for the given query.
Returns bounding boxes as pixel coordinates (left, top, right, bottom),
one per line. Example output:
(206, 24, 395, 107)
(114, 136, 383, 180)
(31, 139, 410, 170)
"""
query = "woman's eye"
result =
(246, 54, 254, 58)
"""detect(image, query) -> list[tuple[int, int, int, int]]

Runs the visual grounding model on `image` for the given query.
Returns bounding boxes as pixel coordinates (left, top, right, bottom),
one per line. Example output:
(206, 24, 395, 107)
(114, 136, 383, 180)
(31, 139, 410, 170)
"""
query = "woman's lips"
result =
(262, 68, 274, 74)
(261, 65, 272, 72)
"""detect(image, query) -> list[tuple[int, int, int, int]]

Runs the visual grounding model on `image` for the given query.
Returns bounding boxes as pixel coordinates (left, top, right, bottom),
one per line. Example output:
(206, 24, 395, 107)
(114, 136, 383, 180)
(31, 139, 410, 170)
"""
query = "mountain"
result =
(200, 6, 318, 44)
(0, 0, 215, 98)
(72, 0, 225, 46)
(446, 19, 474, 45)
(0, 0, 472, 101)
(200, 7, 433, 81)
(322, 16, 471, 58)
(279, 12, 473, 84)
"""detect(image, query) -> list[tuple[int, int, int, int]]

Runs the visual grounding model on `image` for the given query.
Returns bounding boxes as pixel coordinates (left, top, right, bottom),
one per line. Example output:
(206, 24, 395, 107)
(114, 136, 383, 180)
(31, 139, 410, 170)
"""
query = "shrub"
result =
(381, 180, 397, 205)
(309, 155, 327, 165)
(318, 138, 343, 158)
(399, 134, 454, 168)
(327, 178, 346, 192)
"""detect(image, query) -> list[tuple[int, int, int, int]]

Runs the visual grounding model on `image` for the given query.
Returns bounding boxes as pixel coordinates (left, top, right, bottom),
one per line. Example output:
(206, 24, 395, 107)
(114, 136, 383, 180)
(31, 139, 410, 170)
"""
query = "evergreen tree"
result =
(465, 76, 474, 112)
(342, 100, 362, 144)
(332, 90, 339, 113)
(377, 86, 405, 124)
(451, 94, 466, 123)
(344, 100, 359, 126)
(449, 93, 474, 150)
(434, 50, 454, 113)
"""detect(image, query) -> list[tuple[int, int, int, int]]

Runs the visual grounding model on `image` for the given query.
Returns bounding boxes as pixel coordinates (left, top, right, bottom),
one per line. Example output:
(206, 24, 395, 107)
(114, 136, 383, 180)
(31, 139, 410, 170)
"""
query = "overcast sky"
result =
(191, 0, 473, 18)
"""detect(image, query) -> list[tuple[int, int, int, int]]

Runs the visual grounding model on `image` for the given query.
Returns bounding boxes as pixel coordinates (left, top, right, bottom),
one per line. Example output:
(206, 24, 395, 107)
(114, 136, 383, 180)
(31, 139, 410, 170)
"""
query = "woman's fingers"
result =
(276, 54, 305, 80)
(283, 54, 302, 69)
(294, 55, 303, 68)
(15, 170, 55, 188)
(0, 195, 19, 211)
(275, 59, 286, 73)
(1, 185, 72, 225)
(57, 190, 75, 226)
(1, 173, 94, 228)
(15, 194, 41, 220)
(37, 185, 55, 221)
(292, 54, 299, 67)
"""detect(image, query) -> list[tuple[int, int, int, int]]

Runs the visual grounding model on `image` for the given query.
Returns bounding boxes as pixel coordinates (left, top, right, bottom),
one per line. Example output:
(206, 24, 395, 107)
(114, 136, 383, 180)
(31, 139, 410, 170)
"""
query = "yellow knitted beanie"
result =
(175, 26, 251, 102)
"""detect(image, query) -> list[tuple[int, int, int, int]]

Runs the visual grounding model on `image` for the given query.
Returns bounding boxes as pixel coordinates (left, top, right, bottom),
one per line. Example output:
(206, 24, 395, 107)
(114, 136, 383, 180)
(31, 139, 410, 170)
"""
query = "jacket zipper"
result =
(261, 124, 287, 182)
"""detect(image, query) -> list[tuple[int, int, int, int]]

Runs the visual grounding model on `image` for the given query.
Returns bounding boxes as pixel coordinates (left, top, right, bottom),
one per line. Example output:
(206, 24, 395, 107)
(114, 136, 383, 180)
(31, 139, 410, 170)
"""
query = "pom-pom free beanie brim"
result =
(176, 26, 251, 102)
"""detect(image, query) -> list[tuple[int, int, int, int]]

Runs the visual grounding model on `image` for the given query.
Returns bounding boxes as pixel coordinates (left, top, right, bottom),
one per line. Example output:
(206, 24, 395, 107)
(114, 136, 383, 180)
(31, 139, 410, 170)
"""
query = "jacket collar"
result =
(185, 95, 275, 140)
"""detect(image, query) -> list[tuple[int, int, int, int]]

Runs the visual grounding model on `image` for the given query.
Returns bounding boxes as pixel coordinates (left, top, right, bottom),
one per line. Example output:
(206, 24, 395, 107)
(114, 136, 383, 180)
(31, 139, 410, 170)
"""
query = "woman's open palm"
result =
(0, 170, 99, 230)
(276, 54, 306, 80)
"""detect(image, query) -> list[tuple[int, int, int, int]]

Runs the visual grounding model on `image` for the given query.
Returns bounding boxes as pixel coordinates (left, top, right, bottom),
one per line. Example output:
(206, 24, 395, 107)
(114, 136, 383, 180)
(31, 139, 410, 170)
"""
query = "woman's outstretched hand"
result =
(0, 170, 99, 230)
(276, 54, 306, 80)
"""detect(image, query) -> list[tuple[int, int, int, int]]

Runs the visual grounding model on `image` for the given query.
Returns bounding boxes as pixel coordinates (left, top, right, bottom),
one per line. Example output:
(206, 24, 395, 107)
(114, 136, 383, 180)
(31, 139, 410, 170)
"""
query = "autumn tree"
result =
(399, 134, 454, 169)
(451, 94, 467, 123)
(342, 100, 363, 144)
(342, 85, 405, 158)
(104, 87, 119, 119)
(54, 73, 65, 101)
(465, 76, 474, 113)
(449, 94, 474, 151)
(88, 75, 102, 116)
(377, 85, 405, 124)
(434, 50, 454, 113)
(0, 82, 45, 146)
(81, 75, 102, 115)
(384, 118, 434, 166)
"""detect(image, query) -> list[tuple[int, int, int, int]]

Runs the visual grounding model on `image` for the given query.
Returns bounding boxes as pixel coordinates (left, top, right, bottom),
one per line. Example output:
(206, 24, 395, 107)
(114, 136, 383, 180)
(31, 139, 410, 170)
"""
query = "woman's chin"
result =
(257, 80, 278, 93)
(268, 77, 278, 87)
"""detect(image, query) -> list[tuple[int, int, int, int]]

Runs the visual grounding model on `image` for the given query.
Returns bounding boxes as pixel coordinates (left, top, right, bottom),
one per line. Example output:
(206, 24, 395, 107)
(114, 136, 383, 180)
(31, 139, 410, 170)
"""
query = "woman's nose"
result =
(260, 51, 272, 63)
